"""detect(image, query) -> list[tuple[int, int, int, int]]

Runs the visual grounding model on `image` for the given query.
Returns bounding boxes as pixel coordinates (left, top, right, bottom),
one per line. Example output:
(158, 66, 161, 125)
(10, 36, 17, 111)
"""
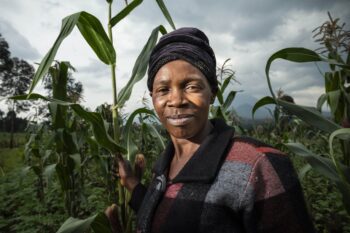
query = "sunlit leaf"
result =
(77, 12, 116, 64)
(110, 0, 143, 27)
(29, 11, 115, 95)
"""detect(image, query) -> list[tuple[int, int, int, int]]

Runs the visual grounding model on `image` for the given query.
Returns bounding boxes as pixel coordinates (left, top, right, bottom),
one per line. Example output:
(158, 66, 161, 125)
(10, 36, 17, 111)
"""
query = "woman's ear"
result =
(149, 92, 153, 97)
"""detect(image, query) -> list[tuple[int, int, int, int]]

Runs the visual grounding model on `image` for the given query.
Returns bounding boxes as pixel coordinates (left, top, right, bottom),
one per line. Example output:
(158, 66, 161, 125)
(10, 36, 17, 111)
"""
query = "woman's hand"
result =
(116, 158, 140, 193)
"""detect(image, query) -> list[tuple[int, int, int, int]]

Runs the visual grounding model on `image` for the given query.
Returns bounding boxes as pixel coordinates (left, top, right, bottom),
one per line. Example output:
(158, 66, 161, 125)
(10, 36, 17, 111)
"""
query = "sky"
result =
(0, 0, 350, 116)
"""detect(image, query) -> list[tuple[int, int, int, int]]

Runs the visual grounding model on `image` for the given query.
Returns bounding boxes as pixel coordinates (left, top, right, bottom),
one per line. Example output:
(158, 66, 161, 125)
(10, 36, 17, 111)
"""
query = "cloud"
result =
(1, 0, 349, 114)
(0, 19, 40, 60)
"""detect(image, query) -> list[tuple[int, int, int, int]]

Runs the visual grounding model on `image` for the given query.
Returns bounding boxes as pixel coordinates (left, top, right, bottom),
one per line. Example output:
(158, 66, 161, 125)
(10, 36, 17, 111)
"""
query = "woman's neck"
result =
(170, 121, 213, 161)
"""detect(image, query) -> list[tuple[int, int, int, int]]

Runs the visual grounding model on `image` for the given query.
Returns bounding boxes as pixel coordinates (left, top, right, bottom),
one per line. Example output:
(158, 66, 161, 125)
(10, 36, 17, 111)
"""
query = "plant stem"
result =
(108, 1, 127, 230)
(108, 2, 120, 144)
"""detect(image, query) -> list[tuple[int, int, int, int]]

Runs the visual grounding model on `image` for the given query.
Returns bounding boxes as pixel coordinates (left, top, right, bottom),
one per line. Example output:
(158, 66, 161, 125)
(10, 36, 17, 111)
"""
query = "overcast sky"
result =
(1, 0, 349, 115)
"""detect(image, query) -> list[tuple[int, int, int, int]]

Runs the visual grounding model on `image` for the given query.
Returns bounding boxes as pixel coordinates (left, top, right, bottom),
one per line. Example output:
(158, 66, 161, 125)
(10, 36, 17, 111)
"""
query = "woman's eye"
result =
(186, 84, 200, 91)
(156, 87, 169, 95)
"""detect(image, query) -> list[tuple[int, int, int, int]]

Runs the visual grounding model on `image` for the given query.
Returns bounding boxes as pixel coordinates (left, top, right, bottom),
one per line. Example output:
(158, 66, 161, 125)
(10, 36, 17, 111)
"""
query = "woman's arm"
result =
(241, 149, 315, 233)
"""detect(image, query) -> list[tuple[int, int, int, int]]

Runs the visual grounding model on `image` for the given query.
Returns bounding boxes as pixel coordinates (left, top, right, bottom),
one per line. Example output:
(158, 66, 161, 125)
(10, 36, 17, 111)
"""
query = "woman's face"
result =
(151, 60, 213, 141)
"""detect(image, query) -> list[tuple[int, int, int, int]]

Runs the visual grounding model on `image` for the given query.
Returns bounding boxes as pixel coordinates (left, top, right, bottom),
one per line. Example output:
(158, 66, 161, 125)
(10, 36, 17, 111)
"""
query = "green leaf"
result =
(118, 26, 166, 106)
(221, 74, 233, 94)
(223, 91, 236, 110)
(90, 213, 114, 233)
(276, 99, 341, 133)
(70, 154, 82, 170)
(55, 163, 71, 191)
(284, 142, 340, 182)
(252, 96, 276, 119)
(56, 214, 97, 233)
(317, 93, 327, 112)
(215, 88, 224, 105)
(327, 90, 341, 116)
(155, 0, 176, 30)
(265, 48, 323, 98)
(56, 212, 113, 233)
(28, 11, 115, 94)
(298, 164, 312, 180)
(123, 107, 156, 160)
(76, 12, 116, 64)
(43, 164, 57, 178)
(10, 93, 126, 154)
(110, 0, 143, 27)
(149, 123, 166, 150)
(265, 47, 350, 99)
(329, 128, 350, 214)
(28, 13, 80, 94)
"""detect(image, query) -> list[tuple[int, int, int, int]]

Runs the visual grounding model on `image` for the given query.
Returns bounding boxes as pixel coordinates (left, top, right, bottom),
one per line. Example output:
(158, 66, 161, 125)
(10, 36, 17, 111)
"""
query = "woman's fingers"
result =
(104, 204, 123, 233)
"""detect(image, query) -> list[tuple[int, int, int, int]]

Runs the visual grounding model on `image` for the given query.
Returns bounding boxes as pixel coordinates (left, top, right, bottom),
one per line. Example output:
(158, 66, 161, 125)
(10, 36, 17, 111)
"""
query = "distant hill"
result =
(230, 92, 274, 119)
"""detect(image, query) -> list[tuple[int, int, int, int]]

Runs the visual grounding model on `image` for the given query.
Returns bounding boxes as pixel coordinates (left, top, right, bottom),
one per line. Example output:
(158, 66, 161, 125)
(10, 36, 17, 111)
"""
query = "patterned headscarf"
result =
(147, 27, 217, 93)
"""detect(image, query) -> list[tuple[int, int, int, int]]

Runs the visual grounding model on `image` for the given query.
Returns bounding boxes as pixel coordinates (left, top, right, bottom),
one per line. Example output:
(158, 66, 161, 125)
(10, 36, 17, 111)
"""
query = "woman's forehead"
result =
(153, 64, 206, 86)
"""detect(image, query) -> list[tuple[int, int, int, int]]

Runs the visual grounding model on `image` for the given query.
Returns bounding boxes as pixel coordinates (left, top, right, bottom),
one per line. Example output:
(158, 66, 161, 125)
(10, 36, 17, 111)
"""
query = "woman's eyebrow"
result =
(153, 79, 170, 86)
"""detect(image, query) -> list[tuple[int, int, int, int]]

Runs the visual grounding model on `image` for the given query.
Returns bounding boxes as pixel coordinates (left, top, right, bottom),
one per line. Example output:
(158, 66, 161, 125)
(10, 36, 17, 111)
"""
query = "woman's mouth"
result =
(166, 115, 194, 126)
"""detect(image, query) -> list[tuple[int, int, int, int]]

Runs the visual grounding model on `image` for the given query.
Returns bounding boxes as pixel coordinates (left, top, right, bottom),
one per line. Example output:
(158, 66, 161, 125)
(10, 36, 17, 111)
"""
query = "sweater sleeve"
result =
(241, 148, 315, 233)
(129, 183, 148, 213)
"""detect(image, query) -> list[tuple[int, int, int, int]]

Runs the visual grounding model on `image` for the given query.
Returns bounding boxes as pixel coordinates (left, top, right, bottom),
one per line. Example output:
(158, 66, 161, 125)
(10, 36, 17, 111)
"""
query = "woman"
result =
(108, 27, 315, 233)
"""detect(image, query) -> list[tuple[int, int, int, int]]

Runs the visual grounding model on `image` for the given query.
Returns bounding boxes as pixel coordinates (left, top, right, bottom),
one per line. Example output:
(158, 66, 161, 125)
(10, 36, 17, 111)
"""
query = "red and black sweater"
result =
(130, 119, 315, 233)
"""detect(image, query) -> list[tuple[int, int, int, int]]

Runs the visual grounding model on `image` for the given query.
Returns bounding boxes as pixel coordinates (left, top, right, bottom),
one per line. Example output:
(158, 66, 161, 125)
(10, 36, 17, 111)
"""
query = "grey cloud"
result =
(0, 19, 41, 61)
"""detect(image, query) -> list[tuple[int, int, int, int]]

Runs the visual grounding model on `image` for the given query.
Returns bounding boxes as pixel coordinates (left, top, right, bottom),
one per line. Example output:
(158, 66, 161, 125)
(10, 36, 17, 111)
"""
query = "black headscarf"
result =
(147, 27, 217, 93)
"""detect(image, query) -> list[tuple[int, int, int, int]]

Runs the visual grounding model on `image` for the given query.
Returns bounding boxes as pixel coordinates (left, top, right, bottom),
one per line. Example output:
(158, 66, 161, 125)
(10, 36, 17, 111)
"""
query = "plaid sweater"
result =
(130, 119, 315, 233)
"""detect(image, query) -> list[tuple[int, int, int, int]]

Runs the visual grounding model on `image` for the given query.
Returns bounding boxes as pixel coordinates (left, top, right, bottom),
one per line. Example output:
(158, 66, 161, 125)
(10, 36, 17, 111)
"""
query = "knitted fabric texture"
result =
(147, 27, 217, 93)
(129, 119, 315, 233)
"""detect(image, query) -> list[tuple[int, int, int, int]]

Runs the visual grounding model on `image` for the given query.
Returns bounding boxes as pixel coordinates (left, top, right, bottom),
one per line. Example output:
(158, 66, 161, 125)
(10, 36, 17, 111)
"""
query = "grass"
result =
(0, 147, 24, 175)
(0, 132, 27, 149)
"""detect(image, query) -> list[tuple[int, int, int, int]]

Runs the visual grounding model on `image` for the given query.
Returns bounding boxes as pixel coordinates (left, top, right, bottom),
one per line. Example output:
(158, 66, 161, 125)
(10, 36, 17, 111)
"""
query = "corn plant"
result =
(253, 13, 350, 215)
(10, 0, 176, 232)
(210, 59, 240, 125)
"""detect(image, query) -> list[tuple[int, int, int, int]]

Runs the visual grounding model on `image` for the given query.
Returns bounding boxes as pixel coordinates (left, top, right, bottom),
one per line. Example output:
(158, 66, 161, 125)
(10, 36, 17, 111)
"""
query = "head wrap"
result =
(147, 27, 217, 93)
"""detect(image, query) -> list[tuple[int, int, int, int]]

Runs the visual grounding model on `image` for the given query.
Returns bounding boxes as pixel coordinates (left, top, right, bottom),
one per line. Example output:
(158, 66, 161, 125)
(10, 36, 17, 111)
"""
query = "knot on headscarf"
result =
(147, 27, 217, 93)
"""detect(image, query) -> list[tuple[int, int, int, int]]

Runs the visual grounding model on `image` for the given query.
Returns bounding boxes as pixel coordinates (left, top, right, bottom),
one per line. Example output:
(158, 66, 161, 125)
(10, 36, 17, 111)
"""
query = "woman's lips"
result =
(166, 114, 194, 126)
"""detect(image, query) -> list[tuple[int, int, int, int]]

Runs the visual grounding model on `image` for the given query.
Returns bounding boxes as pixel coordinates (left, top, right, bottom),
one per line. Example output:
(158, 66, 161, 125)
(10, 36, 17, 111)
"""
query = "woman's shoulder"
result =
(225, 135, 287, 164)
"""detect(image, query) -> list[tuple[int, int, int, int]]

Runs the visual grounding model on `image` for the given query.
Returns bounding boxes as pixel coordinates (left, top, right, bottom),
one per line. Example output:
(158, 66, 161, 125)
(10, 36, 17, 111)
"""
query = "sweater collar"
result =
(153, 118, 234, 183)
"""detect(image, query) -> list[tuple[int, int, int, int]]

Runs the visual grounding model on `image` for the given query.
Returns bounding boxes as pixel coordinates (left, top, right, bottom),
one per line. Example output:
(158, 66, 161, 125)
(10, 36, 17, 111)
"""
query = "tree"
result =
(0, 35, 35, 147)
(0, 33, 13, 73)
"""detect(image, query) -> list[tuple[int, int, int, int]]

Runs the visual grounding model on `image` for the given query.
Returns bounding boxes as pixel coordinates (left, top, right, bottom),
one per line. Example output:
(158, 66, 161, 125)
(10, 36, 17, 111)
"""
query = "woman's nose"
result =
(168, 89, 186, 107)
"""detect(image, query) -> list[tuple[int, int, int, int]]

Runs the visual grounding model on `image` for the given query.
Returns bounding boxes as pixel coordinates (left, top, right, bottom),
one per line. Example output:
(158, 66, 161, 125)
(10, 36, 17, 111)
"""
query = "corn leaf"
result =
(56, 212, 112, 233)
(285, 142, 340, 182)
(29, 11, 115, 94)
(10, 94, 126, 154)
(223, 91, 237, 110)
(276, 99, 340, 133)
(253, 96, 340, 133)
(265, 48, 323, 98)
(110, 0, 143, 27)
(155, 0, 176, 30)
(316, 93, 327, 111)
(77, 12, 116, 65)
(252, 96, 276, 119)
(123, 107, 156, 160)
(265, 47, 350, 98)
(118, 25, 166, 106)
